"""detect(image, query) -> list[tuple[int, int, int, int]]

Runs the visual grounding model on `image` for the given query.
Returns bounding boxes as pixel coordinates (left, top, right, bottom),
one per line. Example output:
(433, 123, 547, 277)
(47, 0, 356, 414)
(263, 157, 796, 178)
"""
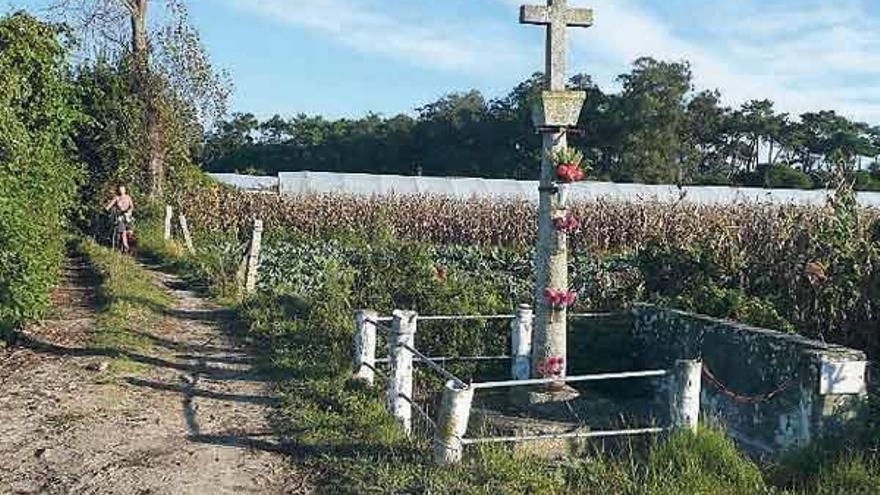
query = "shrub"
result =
(0, 13, 82, 341)
(764, 164, 814, 189)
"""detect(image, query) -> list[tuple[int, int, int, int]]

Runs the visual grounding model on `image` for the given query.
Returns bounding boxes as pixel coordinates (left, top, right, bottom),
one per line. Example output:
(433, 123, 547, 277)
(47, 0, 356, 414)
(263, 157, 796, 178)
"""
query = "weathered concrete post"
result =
(433, 380, 475, 465)
(520, 1, 593, 390)
(670, 359, 702, 432)
(164, 205, 173, 241)
(511, 304, 534, 380)
(178, 214, 195, 254)
(244, 219, 264, 293)
(388, 310, 417, 434)
(353, 310, 378, 386)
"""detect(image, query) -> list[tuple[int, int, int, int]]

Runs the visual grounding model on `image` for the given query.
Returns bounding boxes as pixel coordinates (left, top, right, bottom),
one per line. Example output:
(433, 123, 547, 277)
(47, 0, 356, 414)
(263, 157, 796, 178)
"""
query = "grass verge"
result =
(80, 238, 171, 374)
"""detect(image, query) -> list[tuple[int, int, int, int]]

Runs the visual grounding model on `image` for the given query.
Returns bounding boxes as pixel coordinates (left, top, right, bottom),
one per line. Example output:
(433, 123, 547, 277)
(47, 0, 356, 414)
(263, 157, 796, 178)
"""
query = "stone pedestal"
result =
(526, 384, 581, 405)
(470, 408, 589, 459)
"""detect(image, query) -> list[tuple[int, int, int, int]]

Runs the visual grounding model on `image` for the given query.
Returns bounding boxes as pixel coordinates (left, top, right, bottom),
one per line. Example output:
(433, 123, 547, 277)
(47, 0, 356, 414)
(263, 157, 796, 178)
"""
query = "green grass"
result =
(80, 238, 171, 372)
(238, 275, 774, 494)
(135, 202, 246, 305)
(129, 212, 880, 494)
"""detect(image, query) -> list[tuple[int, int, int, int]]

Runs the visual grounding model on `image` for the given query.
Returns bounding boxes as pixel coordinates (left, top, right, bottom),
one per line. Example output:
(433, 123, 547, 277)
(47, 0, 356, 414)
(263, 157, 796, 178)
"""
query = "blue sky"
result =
(10, 0, 880, 123)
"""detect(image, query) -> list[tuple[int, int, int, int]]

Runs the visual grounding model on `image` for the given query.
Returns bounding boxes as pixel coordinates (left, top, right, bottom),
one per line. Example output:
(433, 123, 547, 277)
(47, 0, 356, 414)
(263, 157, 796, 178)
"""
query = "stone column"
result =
(244, 219, 264, 293)
(670, 359, 702, 432)
(511, 304, 534, 380)
(164, 205, 173, 241)
(532, 131, 569, 378)
(353, 310, 378, 386)
(433, 380, 474, 465)
(388, 310, 417, 434)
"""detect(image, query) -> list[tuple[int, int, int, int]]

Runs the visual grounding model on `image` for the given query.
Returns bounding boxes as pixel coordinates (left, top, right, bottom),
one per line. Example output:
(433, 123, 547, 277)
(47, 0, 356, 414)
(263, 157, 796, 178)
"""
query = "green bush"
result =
(765, 164, 814, 189)
(0, 13, 82, 340)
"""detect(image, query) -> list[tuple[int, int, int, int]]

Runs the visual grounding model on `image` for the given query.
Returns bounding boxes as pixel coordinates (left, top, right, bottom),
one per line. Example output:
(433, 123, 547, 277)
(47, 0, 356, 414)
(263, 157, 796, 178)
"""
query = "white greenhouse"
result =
(208, 171, 880, 207)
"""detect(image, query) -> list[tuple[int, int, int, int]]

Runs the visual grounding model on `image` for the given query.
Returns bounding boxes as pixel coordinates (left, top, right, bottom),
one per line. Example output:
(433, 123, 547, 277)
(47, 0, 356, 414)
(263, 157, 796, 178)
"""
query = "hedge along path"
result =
(0, 250, 306, 494)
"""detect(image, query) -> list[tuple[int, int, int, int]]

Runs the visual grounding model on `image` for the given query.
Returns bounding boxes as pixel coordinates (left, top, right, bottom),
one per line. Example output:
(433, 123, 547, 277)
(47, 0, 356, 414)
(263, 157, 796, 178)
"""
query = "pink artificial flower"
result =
(555, 164, 585, 183)
(552, 212, 581, 233)
(544, 288, 577, 309)
(536, 356, 565, 377)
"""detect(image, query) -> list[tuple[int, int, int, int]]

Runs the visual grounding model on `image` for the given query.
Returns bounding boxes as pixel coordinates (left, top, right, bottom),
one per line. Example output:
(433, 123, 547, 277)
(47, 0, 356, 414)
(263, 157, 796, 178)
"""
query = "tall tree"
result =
(615, 57, 693, 183)
(52, 0, 229, 197)
(682, 89, 730, 183)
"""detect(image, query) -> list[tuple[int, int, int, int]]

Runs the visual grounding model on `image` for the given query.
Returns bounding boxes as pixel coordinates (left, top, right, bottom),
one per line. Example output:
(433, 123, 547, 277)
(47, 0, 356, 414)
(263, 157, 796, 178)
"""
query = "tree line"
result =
(204, 58, 880, 190)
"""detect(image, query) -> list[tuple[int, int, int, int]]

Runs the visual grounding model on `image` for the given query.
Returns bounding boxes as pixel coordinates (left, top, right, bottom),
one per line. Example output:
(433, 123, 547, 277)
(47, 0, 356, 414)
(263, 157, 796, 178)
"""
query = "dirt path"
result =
(0, 257, 304, 494)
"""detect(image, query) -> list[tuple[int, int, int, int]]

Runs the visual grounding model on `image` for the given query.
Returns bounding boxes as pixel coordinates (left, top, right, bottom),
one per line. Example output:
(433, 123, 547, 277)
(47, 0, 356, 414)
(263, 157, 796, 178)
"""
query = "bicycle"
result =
(108, 211, 135, 255)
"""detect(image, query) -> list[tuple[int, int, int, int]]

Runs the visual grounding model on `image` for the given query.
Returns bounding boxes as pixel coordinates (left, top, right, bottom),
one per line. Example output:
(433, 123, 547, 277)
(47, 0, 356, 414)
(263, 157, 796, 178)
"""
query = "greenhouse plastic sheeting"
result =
(209, 171, 880, 207)
(210, 173, 278, 191)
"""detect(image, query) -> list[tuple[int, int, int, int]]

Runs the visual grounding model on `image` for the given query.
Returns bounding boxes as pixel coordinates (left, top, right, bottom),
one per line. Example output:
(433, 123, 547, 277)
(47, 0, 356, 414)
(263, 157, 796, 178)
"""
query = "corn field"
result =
(176, 184, 877, 252)
(177, 184, 880, 357)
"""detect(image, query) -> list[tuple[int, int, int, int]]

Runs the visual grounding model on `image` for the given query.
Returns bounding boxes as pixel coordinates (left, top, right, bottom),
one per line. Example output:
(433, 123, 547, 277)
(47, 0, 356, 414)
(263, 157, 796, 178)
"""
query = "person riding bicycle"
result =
(105, 185, 135, 253)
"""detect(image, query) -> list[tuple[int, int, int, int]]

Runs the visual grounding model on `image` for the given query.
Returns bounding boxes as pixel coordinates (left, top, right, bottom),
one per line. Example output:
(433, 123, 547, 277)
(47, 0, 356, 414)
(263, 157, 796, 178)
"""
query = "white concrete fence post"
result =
(244, 219, 264, 293)
(510, 304, 534, 380)
(178, 214, 195, 254)
(433, 380, 475, 465)
(670, 359, 702, 432)
(388, 310, 417, 434)
(353, 310, 378, 386)
(164, 205, 173, 241)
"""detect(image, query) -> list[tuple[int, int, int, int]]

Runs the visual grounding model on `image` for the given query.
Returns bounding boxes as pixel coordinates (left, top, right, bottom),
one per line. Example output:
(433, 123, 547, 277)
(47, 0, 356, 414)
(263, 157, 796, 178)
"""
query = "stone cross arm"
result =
(520, 0, 593, 91)
(520, 3, 593, 28)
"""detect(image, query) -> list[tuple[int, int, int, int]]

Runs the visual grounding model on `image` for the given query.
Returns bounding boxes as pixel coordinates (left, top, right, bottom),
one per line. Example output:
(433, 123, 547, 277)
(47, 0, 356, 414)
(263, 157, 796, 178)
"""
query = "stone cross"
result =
(520, 0, 593, 91)
(520, 1, 592, 392)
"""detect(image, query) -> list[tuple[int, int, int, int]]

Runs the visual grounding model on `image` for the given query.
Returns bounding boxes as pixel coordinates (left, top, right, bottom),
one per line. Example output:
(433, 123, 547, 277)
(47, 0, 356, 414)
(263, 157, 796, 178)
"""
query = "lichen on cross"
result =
(520, 0, 593, 91)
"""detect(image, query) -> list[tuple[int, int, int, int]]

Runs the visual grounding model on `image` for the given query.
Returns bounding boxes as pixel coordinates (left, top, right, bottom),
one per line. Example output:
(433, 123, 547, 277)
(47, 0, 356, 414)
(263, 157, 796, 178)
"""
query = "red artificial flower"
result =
(555, 164, 585, 183)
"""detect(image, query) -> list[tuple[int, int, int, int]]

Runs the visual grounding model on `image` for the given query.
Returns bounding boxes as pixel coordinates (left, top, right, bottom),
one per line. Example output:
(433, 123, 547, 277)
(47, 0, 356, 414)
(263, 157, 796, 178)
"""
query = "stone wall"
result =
(631, 304, 867, 454)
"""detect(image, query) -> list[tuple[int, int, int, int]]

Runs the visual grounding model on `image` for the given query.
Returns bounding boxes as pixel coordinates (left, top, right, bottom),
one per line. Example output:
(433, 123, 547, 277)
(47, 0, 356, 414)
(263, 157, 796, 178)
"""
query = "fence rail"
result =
(461, 427, 667, 445)
(376, 355, 511, 364)
(416, 314, 516, 321)
(351, 307, 702, 465)
(470, 370, 669, 390)
(399, 342, 467, 389)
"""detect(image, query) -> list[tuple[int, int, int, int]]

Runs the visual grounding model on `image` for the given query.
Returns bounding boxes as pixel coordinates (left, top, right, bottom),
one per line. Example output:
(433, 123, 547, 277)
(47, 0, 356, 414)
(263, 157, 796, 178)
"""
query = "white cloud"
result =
(227, 0, 880, 122)
(225, 0, 527, 75)
(506, 0, 880, 123)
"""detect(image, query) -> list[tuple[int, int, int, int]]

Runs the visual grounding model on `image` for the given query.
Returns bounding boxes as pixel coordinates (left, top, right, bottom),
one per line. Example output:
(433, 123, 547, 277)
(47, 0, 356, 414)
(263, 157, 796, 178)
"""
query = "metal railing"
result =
(435, 361, 701, 464)
(350, 307, 698, 465)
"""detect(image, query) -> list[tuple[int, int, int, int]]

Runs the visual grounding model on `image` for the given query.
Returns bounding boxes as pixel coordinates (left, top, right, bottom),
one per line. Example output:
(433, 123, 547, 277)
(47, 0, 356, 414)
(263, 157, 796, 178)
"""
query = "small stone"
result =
(85, 361, 109, 372)
(11, 480, 42, 494)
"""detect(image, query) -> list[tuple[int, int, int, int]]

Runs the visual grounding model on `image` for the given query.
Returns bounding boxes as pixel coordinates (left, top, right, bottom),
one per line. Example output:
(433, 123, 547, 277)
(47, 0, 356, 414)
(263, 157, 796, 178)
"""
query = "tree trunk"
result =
(130, 0, 148, 70)
(753, 137, 759, 171)
(129, 0, 164, 198)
